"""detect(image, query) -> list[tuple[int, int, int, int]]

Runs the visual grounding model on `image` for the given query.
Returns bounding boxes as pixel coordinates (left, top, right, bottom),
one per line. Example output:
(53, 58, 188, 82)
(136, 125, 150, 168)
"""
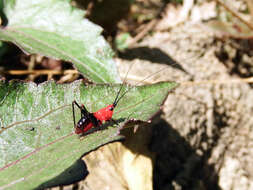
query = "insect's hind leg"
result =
(72, 100, 82, 110)
(110, 119, 119, 126)
(72, 101, 78, 128)
(80, 104, 90, 117)
(72, 100, 91, 127)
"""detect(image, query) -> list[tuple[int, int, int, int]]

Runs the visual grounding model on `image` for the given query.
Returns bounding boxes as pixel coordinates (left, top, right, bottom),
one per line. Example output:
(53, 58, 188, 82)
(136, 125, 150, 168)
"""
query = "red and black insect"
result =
(72, 84, 126, 134)
(72, 59, 185, 135)
(72, 62, 138, 135)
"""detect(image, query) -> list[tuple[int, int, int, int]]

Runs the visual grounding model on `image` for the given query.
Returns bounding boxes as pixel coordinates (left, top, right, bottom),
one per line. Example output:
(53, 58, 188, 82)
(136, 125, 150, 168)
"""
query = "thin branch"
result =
(120, 72, 253, 85)
(127, 19, 159, 48)
(127, 2, 169, 47)
(181, 77, 253, 86)
(0, 69, 78, 75)
(215, 0, 253, 31)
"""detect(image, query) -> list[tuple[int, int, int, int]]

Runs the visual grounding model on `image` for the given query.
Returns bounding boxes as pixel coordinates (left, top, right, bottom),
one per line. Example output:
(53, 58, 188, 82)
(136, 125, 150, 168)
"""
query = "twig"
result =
(0, 69, 78, 75)
(181, 77, 253, 86)
(215, 0, 253, 31)
(127, 2, 169, 47)
(246, 0, 253, 19)
(127, 19, 159, 47)
(120, 72, 253, 85)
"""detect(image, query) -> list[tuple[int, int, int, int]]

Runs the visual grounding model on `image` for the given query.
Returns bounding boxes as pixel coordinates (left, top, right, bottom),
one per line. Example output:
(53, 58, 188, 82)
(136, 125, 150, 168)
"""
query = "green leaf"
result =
(0, 80, 178, 189)
(0, 0, 120, 83)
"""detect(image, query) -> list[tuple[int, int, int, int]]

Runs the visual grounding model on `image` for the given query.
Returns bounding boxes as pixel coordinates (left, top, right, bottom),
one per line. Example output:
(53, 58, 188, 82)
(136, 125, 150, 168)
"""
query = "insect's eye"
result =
(109, 107, 114, 111)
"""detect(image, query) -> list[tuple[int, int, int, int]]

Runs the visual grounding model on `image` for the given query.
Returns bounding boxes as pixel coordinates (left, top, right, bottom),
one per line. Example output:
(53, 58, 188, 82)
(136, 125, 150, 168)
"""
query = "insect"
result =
(72, 84, 126, 134)
(72, 59, 186, 135)
(72, 64, 133, 135)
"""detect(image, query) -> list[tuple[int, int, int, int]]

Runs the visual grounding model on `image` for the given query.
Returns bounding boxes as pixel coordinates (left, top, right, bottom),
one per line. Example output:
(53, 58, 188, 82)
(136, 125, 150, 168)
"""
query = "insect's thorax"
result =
(93, 104, 114, 122)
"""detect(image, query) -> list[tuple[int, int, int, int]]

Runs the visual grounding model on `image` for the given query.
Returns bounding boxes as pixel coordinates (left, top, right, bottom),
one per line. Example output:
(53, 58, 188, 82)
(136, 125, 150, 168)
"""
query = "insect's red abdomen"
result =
(75, 122, 94, 134)
(93, 104, 114, 122)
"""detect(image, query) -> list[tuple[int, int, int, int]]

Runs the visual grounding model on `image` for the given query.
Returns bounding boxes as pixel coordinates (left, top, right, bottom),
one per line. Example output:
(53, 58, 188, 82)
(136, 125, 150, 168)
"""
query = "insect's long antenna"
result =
(113, 62, 135, 107)
(113, 84, 124, 107)
(114, 66, 170, 106)
(113, 55, 196, 107)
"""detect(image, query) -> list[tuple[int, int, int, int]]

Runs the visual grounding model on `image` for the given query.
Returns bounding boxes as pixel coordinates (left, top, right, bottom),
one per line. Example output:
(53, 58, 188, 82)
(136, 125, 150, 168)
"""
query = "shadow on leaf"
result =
(36, 159, 88, 190)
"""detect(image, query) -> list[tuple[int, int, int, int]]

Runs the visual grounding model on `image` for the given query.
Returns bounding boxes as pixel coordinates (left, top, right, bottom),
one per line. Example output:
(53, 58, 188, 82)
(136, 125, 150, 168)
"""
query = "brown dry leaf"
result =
(80, 126, 154, 190)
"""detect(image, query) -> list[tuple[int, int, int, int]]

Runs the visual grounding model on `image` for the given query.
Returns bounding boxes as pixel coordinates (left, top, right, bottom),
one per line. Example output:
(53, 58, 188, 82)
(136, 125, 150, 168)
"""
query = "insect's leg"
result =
(73, 100, 82, 109)
(110, 119, 119, 126)
(81, 104, 89, 117)
(72, 101, 77, 128)
(73, 100, 88, 116)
